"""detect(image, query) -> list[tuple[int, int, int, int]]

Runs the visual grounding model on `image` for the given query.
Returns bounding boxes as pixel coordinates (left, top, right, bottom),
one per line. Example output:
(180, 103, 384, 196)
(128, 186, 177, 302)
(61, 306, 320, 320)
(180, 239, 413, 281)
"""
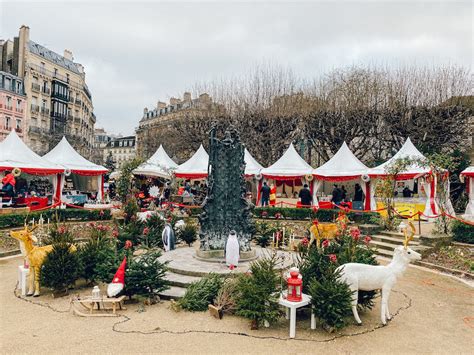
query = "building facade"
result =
(135, 92, 223, 158)
(103, 136, 136, 170)
(0, 25, 95, 158)
(0, 70, 26, 141)
(91, 127, 113, 165)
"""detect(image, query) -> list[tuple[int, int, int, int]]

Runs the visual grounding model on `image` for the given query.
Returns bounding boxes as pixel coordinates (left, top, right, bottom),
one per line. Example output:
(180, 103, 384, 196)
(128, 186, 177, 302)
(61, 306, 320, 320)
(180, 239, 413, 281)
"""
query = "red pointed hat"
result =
(113, 257, 126, 284)
(107, 256, 126, 297)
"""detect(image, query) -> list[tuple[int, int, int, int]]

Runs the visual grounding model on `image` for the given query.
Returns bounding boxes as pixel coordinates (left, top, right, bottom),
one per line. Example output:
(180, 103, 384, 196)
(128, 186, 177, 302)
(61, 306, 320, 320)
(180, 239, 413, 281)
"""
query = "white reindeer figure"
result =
(336, 222, 421, 325)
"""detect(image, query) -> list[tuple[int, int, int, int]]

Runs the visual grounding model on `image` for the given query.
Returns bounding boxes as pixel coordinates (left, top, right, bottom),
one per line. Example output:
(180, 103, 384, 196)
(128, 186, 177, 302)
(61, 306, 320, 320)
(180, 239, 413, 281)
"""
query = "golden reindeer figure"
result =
(10, 225, 52, 297)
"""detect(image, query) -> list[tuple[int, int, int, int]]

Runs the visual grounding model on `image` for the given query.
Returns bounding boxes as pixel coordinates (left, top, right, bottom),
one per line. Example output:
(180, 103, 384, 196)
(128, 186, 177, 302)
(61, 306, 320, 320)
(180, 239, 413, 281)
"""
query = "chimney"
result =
(183, 92, 192, 102)
(157, 101, 166, 109)
(63, 49, 74, 61)
(199, 93, 210, 103)
(170, 97, 180, 106)
(17, 25, 30, 78)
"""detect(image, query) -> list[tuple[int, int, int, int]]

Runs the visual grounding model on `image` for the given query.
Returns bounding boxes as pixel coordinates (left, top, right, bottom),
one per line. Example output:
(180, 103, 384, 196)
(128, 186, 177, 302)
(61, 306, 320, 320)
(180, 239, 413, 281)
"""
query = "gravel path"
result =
(0, 256, 472, 354)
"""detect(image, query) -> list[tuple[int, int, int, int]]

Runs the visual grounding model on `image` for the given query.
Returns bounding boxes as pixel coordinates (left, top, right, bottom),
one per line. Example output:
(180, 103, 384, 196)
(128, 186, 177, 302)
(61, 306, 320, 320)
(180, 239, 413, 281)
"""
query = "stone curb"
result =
(414, 260, 474, 280)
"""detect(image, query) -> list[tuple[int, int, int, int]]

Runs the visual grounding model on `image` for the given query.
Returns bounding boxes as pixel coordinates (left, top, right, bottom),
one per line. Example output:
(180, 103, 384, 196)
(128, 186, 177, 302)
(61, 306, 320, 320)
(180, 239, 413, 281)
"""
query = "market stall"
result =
(0, 130, 64, 210)
(43, 137, 108, 204)
(260, 143, 313, 207)
(312, 142, 371, 210)
(460, 166, 474, 216)
(368, 137, 437, 219)
(133, 145, 178, 179)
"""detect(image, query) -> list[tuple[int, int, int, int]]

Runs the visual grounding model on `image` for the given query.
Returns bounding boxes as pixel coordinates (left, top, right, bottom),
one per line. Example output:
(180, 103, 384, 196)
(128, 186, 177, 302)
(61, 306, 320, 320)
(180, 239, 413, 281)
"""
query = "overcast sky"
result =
(1, 1, 472, 135)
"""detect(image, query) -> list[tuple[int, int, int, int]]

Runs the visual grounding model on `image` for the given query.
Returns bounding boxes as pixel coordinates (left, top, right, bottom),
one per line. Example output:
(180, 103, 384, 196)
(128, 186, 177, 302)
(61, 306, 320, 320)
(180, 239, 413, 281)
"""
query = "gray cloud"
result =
(1, 1, 472, 135)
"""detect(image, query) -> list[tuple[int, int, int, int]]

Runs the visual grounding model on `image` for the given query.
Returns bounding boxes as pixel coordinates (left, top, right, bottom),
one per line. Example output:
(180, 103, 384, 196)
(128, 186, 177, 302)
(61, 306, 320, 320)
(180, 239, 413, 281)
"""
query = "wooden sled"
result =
(71, 295, 126, 317)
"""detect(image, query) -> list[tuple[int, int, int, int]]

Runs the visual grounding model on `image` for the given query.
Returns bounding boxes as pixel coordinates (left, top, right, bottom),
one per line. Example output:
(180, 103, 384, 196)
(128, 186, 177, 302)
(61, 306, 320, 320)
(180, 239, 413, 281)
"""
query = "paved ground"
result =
(0, 255, 472, 354)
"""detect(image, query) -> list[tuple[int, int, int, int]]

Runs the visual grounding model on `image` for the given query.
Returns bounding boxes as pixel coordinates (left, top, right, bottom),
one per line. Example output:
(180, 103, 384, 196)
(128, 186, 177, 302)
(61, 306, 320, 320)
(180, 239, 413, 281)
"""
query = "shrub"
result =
(451, 220, 474, 244)
(0, 209, 111, 230)
(178, 273, 224, 311)
(140, 214, 165, 248)
(117, 220, 144, 249)
(309, 269, 353, 331)
(254, 221, 276, 247)
(125, 249, 169, 299)
(41, 242, 80, 294)
(235, 254, 281, 328)
(123, 196, 139, 224)
(177, 222, 198, 247)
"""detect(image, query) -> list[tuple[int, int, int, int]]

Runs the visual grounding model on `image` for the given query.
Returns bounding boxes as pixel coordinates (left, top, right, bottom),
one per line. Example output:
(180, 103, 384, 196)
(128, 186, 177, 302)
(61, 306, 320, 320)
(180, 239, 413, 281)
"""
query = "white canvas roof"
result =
(261, 143, 313, 178)
(43, 137, 107, 176)
(244, 148, 264, 176)
(369, 137, 430, 178)
(133, 145, 178, 178)
(0, 130, 64, 175)
(313, 142, 369, 180)
(461, 166, 474, 177)
(175, 145, 209, 178)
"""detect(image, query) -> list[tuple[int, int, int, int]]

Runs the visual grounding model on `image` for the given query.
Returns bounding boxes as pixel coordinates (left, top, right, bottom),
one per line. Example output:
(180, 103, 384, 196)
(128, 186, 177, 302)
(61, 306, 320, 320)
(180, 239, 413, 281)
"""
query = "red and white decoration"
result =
(461, 166, 474, 216)
(43, 137, 108, 201)
(107, 256, 127, 297)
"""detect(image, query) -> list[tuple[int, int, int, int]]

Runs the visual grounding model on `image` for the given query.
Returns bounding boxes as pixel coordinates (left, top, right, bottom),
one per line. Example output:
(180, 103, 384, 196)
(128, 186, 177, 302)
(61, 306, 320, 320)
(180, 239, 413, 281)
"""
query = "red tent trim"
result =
(0, 166, 64, 175)
(71, 169, 108, 176)
(313, 174, 362, 182)
(175, 173, 208, 179)
(262, 174, 305, 181)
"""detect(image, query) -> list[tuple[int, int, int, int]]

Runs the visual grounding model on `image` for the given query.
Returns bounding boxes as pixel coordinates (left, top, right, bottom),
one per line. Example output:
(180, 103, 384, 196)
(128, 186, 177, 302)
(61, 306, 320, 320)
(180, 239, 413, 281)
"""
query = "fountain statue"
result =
(197, 126, 256, 260)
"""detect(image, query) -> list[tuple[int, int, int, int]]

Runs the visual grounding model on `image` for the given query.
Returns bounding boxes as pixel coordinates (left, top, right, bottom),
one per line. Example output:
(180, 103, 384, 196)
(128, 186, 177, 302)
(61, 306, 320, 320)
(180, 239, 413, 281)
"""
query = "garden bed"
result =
(422, 245, 474, 276)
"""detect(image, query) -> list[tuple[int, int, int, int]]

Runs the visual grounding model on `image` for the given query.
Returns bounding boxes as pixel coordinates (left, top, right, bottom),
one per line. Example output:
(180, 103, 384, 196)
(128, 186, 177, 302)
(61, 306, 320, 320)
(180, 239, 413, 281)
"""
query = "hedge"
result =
(451, 220, 474, 244)
(184, 206, 378, 224)
(0, 209, 112, 230)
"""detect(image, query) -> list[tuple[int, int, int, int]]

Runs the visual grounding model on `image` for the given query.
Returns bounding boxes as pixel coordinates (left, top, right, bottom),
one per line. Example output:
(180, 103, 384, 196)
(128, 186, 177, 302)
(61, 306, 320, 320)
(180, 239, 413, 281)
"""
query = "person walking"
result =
(260, 181, 270, 206)
(298, 184, 313, 207)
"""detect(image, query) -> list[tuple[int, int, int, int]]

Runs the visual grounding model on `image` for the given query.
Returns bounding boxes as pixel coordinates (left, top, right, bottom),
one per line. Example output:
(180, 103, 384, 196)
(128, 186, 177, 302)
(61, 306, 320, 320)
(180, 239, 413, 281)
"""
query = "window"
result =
(66, 73, 69, 83)
(6, 96, 12, 109)
(16, 81, 22, 93)
(42, 99, 47, 108)
(40, 62, 45, 74)
(16, 119, 21, 129)
(16, 99, 21, 110)
(5, 77, 11, 90)
(5, 117, 11, 129)
(54, 68, 58, 76)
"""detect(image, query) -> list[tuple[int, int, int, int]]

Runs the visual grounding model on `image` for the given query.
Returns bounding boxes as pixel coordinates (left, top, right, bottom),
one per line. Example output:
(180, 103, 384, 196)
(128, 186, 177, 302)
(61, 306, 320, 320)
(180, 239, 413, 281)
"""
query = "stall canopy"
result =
(461, 166, 474, 215)
(43, 137, 107, 202)
(261, 143, 313, 180)
(368, 137, 438, 217)
(368, 137, 430, 179)
(312, 142, 371, 209)
(43, 137, 107, 176)
(133, 145, 178, 178)
(244, 148, 264, 177)
(0, 130, 64, 175)
(174, 145, 209, 179)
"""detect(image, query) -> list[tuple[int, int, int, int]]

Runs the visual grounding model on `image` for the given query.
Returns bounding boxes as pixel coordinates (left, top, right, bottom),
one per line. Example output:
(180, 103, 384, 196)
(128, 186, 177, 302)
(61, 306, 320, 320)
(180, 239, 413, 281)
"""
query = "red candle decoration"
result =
(287, 270, 303, 302)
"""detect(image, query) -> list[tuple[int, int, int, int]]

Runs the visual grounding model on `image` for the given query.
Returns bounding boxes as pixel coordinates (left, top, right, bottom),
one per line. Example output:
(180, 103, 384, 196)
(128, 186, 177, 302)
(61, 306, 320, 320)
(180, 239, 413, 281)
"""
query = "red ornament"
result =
(287, 270, 303, 302)
(329, 254, 337, 263)
(322, 239, 330, 248)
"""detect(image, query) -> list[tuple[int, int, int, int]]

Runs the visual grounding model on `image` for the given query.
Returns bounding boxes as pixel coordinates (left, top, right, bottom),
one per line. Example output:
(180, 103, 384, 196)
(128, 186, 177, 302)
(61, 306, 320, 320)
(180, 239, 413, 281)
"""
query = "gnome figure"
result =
(162, 217, 176, 252)
(225, 230, 240, 267)
(107, 256, 126, 297)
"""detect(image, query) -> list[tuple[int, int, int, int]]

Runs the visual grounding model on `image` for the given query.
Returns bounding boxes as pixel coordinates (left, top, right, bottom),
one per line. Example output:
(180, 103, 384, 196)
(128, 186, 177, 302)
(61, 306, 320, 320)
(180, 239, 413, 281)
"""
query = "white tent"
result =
(43, 137, 108, 201)
(0, 130, 64, 203)
(261, 143, 313, 179)
(244, 148, 264, 177)
(368, 137, 436, 217)
(312, 142, 370, 208)
(174, 145, 209, 179)
(133, 145, 178, 178)
(369, 137, 430, 178)
(461, 166, 474, 216)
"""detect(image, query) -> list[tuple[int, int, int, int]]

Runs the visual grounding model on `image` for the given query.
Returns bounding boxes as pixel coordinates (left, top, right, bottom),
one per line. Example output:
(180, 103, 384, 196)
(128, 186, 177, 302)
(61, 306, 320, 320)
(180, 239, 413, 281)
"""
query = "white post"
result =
(289, 307, 296, 338)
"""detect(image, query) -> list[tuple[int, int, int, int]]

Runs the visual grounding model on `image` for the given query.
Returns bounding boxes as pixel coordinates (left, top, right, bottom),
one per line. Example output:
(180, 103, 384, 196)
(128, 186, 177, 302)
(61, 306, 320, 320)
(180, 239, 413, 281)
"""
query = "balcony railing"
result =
(5, 105, 13, 111)
(75, 99, 82, 106)
(41, 107, 50, 115)
(32, 83, 41, 92)
(29, 125, 44, 134)
(31, 104, 40, 113)
(3, 126, 11, 131)
(69, 96, 75, 103)
(15, 127, 22, 133)
(15, 108, 23, 113)
(51, 92, 70, 101)
(51, 112, 67, 120)
(42, 87, 51, 95)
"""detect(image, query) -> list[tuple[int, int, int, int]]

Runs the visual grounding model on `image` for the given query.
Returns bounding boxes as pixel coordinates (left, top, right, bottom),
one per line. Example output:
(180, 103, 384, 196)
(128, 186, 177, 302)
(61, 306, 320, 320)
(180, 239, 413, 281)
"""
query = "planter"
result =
(208, 304, 223, 319)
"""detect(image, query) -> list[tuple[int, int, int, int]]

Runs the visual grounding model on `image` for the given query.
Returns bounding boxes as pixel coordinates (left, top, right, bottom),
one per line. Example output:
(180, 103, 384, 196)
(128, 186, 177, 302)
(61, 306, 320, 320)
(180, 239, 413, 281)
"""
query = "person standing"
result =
(269, 183, 277, 207)
(341, 186, 347, 201)
(298, 184, 313, 207)
(260, 181, 270, 206)
(353, 183, 365, 210)
(1, 171, 16, 197)
(331, 184, 342, 206)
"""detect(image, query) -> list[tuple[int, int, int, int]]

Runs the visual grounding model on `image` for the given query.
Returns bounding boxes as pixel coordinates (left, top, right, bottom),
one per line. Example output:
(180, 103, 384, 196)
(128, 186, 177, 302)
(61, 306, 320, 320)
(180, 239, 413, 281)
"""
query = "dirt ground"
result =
(0, 256, 473, 354)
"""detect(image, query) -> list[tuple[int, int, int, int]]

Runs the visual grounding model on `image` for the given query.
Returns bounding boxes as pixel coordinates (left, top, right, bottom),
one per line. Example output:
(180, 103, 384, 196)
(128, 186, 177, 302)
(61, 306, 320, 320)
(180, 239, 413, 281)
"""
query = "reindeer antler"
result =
(403, 222, 416, 249)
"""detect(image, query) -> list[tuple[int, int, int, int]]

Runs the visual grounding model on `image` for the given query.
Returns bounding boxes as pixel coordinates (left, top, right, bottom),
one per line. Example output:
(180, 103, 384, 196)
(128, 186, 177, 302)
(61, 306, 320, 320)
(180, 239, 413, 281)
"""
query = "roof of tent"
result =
(261, 143, 313, 179)
(0, 130, 64, 175)
(461, 166, 474, 177)
(313, 142, 369, 181)
(43, 137, 107, 176)
(133, 145, 178, 178)
(369, 137, 430, 179)
(174, 145, 209, 179)
(244, 148, 264, 176)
